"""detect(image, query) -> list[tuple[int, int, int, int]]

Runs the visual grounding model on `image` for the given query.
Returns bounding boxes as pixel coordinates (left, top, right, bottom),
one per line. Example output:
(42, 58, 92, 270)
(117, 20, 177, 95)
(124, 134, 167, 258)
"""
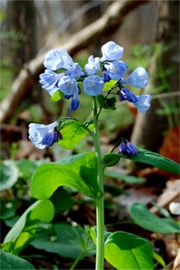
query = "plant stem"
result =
(70, 251, 85, 270)
(92, 97, 104, 270)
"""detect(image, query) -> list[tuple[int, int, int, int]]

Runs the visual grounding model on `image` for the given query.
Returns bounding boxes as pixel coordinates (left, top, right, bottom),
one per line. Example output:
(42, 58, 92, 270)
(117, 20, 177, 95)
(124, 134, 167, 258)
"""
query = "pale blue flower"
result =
(44, 48, 73, 70)
(83, 75, 104, 96)
(119, 88, 151, 114)
(29, 121, 59, 149)
(104, 61, 128, 80)
(66, 63, 83, 78)
(120, 67, 149, 88)
(85, 55, 100, 75)
(101, 41, 124, 62)
(135, 95, 152, 114)
(39, 70, 64, 96)
(58, 75, 78, 95)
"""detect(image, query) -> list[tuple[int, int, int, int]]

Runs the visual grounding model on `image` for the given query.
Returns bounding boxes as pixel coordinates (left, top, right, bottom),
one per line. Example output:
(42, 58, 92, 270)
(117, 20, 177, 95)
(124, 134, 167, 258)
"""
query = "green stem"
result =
(70, 251, 85, 270)
(92, 97, 104, 270)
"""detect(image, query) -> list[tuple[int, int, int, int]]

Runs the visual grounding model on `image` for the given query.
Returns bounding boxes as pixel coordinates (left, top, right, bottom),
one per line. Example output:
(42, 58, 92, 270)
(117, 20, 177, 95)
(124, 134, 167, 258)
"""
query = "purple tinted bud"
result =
(117, 140, 138, 156)
(126, 142, 139, 155)
(70, 93, 80, 111)
(117, 142, 127, 154)
(119, 88, 138, 103)
(102, 70, 111, 82)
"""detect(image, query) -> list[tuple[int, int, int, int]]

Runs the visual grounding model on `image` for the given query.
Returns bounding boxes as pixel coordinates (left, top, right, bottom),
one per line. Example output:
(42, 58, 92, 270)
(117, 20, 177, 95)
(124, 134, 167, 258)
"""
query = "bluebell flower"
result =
(119, 88, 151, 114)
(85, 55, 100, 75)
(101, 41, 124, 62)
(134, 95, 152, 114)
(70, 92, 80, 111)
(66, 63, 83, 78)
(102, 70, 111, 82)
(58, 75, 78, 95)
(44, 48, 73, 70)
(83, 75, 104, 96)
(39, 70, 64, 96)
(120, 67, 149, 88)
(28, 121, 61, 149)
(117, 140, 138, 155)
(104, 61, 128, 80)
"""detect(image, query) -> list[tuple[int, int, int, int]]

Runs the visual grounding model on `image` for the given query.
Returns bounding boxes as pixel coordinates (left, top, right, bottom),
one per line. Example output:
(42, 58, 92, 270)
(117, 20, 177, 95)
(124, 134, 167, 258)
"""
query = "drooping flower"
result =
(29, 121, 62, 149)
(101, 41, 124, 62)
(119, 88, 151, 114)
(39, 70, 65, 96)
(58, 75, 78, 95)
(120, 67, 149, 88)
(85, 55, 100, 75)
(117, 140, 138, 155)
(83, 75, 104, 96)
(104, 61, 128, 80)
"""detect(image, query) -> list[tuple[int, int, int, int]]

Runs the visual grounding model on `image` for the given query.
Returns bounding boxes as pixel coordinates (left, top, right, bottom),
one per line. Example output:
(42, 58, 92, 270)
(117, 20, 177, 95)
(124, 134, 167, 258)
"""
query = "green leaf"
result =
(153, 252, 166, 268)
(31, 223, 95, 260)
(0, 250, 35, 269)
(103, 80, 117, 91)
(50, 90, 64, 102)
(57, 120, 92, 149)
(0, 200, 17, 220)
(130, 202, 180, 234)
(3, 200, 54, 254)
(104, 147, 180, 174)
(15, 159, 38, 181)
(105, 170, 146, 184)
(51, 187, 73, 213)
(31, 152, 101, 200)
(105, 231, 154, 270)
(0, 160, 19, 190)
(97, 95, 116, 110)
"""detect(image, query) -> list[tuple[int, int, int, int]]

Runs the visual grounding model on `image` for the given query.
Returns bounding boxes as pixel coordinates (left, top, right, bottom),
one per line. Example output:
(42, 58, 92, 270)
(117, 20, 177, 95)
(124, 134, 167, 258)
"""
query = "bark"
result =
(131, 0, 179, 151)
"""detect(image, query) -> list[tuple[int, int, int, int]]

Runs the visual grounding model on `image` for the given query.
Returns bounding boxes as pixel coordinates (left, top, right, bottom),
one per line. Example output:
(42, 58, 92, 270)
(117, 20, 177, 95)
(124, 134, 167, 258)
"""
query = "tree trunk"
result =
(131, 0, 179, 152)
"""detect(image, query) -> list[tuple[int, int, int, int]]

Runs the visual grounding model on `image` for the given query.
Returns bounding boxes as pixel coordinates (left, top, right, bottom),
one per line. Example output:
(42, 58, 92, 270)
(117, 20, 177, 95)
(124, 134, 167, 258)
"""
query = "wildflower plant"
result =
(2, 42, 179, 270)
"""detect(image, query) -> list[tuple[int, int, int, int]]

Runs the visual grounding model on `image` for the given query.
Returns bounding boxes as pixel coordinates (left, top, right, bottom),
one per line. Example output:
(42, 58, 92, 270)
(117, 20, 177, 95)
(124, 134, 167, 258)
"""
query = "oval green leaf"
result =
(0, 250, 35, 269)
(31, 223, 95, 260)
(58, 120, 92, 149)
(105, 231, 154, 270)
(31, 152, 100, 200)
(104, 147, 180, 174)
(4, 200, 54, 243)
(130, 202, 180, 234)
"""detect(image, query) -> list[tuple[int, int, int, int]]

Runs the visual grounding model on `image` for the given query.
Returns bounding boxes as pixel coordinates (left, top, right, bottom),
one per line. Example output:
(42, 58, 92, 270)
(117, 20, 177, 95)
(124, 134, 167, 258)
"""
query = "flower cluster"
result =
(29, 41, 152, 149)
